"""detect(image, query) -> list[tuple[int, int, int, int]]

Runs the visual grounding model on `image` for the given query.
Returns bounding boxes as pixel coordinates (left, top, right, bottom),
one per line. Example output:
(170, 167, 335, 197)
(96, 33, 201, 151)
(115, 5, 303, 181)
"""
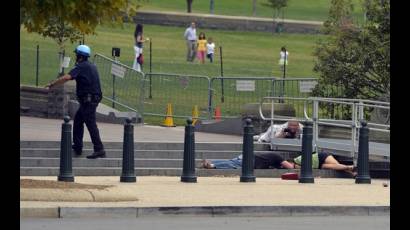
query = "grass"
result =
(20, 23, 327, 125)
(20, 23, 325, 86)
(137, 0, 365, 22)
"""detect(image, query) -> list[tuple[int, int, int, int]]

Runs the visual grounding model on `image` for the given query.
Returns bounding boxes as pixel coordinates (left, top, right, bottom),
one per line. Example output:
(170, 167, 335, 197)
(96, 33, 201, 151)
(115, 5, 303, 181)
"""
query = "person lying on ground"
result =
(200, 152, 294, 170)
(200, 151, 357, 177)
(254, 120, 303, 143)
(292, 151, 357, 177)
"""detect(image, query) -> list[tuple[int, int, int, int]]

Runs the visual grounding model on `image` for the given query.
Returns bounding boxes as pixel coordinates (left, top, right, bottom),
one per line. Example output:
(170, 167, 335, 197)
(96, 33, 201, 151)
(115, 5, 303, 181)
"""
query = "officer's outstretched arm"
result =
(45, 74, 73, 89)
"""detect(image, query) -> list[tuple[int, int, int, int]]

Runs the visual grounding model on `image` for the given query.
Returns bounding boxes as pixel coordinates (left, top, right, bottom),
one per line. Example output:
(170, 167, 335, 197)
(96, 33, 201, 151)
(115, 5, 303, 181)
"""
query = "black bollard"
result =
(58, 116, 74, 182)
(181, 119, 197, 183)
(120, 118, 136, 182)
(240, 118, 256, 182)
(355, 121, 371, 184)
(299, 120, 314, 183)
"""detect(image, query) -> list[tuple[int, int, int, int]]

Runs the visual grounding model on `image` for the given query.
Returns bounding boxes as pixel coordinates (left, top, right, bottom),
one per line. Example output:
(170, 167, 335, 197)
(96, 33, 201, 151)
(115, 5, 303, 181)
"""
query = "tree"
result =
(20, 0, 141, 74)
(187, 0, 193, 13)
(252, 0, 257, 16)
(261, 0, 289, 33)
(312, 0, 390, 118)
(210, 0, 215, 14)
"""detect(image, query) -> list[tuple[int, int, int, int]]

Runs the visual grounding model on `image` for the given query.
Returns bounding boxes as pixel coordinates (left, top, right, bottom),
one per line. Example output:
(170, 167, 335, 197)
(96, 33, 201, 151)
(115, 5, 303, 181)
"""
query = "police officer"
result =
(46, 44, 106, 159)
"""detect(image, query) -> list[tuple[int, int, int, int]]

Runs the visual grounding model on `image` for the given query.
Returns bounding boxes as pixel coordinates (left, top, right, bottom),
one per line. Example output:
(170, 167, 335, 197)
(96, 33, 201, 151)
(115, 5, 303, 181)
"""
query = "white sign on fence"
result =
(236, 80, 255, 91)
(111, 63, 126, 78)
(299, 81, 318, 93)
(61, 57, 71, 68)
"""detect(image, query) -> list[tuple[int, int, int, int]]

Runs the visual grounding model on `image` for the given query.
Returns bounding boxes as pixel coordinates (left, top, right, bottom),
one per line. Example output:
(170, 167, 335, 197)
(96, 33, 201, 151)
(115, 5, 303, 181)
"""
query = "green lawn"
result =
(20, 23, 328, 125)
(20, 23, 325, 86)
(137, 0, 365, 22)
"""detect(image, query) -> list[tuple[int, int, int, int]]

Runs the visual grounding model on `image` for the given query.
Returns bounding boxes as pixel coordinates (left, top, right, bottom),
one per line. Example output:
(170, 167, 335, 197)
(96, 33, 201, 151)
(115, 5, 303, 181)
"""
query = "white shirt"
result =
(184, 27, 197, 41)
(280, 51, 289, 61)
(206, 43, 215, 54)
(257, 122, 303, 143)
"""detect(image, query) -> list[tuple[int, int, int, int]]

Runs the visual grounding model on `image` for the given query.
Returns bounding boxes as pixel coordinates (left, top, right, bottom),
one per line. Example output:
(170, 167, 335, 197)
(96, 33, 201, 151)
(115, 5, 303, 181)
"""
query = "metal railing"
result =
(210, 77, 321, 119)
(143, 73, 211, 119)
(259, 96, 390, 161)
(93, 53, 146, 115)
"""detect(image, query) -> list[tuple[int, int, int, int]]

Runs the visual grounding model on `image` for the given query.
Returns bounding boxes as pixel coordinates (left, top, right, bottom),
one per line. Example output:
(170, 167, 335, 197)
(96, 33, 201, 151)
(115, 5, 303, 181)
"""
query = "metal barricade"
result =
(259, 96, 390, 162)
(210, 77, 277, 119)
(143, 73, 211, 119)
(93, 53, 146, 115)
(210, 77, 319, 119)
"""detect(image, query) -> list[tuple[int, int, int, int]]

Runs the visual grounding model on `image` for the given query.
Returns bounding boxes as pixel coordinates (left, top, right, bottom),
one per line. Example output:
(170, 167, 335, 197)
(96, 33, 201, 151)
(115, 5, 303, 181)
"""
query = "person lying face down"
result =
(200, 151, 357, 178)
(200, 152, 294, 170)
(254, 120, 303, 143)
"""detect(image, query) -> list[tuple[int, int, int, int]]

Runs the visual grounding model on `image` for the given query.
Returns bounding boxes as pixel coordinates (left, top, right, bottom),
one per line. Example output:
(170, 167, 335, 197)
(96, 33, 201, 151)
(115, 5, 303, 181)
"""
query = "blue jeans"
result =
(211, 155, 242, 169)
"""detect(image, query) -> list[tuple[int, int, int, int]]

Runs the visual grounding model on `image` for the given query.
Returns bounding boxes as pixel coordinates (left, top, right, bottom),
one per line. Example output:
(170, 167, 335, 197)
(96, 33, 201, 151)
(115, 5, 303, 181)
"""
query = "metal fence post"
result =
(36, 45, 39, 87)
(208, 78, 213, 120)
(240, 118, 256, 182)
(181, 119, 197, 183)
(219, 46, 224, 103)
(149, 40, 153, 99)
(58, 116, 74, 182)
(299, 120, 314, 183)
(120, 118, 136, 183)
(355, 121, 371, 184)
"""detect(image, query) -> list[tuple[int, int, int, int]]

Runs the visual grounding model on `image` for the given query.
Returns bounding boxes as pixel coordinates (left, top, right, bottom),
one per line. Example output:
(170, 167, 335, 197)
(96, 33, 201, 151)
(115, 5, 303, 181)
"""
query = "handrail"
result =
(309, 97, 390, 105)
(258, 96, 390, 161)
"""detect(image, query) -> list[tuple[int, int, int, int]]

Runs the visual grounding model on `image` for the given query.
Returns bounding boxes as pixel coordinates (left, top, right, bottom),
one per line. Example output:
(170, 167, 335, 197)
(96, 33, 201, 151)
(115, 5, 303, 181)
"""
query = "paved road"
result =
(21, 216, 389, 230)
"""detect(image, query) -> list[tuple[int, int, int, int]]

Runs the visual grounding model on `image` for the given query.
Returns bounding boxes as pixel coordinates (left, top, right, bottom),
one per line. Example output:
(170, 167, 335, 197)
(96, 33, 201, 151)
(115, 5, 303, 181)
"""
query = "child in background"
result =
(206, 37, 215, 63)
(197, 32, 207, 64)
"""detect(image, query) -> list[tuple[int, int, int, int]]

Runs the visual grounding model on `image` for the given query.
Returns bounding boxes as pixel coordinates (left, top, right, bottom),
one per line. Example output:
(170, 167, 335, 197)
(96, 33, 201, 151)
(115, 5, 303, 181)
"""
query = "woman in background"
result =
(133, 24, 149, 71)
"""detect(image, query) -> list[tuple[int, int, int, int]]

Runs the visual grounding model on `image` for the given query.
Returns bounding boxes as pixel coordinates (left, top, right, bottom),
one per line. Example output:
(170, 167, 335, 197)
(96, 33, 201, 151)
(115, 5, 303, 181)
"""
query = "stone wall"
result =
(20, 83, 76, 119)
(133, 11, 322, 34)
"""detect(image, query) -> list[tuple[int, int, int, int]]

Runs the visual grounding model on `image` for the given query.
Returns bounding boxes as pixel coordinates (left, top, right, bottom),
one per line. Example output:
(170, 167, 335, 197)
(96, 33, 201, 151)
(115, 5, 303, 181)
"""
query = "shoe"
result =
(72, 148, 82, 156)
(86, 150, 106, 159)
(253, 135, 260, 141)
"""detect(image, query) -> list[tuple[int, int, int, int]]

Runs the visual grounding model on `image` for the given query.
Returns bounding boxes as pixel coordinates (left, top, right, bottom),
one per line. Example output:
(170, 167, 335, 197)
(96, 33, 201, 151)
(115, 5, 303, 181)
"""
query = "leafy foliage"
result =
(313, 0, 390, 102)
(20, 0, 142, 50)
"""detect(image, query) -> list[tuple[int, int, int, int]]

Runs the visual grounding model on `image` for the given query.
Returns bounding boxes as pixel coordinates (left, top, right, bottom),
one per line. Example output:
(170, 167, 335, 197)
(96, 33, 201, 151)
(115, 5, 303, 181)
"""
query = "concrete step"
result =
(20, 149, 294, 159)
(20, 156, 389, 171)
(20, 167, 349, 178)
(20, 141, 270, 151)
(21, 157, 231, 168)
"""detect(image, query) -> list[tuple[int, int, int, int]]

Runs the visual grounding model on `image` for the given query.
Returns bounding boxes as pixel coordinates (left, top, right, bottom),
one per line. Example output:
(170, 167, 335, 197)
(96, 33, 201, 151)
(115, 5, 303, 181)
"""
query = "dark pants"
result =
(207, 53, 213, 63)
(73, 100, 104, 152)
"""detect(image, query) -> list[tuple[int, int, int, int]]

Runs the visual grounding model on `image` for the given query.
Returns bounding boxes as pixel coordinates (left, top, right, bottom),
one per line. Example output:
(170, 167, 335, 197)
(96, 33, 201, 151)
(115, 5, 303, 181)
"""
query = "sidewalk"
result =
(20, 116, 390, 218)
(20, 176, 390, 218)
(20, 116, 242, 142)
(137, 10, 324, 25)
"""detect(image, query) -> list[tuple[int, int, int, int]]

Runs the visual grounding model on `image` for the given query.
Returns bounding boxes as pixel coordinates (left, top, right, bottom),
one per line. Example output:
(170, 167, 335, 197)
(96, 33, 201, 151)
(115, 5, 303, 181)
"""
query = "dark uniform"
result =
(69, 60, 104, 154)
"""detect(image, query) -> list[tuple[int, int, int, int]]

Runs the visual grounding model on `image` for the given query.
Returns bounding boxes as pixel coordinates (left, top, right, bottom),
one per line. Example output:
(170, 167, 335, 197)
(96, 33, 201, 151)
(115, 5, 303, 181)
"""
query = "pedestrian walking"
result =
(133, 24, 149, 72)
(197, 32, 207, 64)
(45, 44, 106, 159)
(206, 37, 215, 63)
(184, 22, 197, 62)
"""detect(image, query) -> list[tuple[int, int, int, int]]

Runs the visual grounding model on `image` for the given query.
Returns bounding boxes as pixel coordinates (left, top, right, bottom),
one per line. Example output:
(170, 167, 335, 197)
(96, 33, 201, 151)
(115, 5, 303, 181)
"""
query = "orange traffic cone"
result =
(214, 106, 221, 121)
(162, 103, 176, 127)
(192, 105, 199, 126)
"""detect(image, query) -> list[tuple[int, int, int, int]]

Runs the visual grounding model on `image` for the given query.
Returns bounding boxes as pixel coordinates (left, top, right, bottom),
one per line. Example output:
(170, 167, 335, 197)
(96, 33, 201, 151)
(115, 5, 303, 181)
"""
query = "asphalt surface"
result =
(20, 216, 390, 230)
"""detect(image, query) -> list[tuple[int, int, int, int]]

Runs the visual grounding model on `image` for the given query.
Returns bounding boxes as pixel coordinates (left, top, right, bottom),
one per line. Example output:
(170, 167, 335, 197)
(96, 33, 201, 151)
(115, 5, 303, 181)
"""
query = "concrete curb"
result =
(20, 188, 139, 202)
(21, 205, 389, 218)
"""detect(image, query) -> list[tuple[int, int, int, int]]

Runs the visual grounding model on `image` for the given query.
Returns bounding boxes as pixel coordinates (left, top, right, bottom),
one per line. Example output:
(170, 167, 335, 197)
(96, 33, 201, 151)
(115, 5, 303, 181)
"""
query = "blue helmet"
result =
(74, 45, 91, 57)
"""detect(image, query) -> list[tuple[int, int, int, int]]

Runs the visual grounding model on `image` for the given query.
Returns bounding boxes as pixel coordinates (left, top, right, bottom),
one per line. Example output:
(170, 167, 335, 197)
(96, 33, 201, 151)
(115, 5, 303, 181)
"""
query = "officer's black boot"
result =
(72, 145, 82, 156)
(86, 150, 106, 159)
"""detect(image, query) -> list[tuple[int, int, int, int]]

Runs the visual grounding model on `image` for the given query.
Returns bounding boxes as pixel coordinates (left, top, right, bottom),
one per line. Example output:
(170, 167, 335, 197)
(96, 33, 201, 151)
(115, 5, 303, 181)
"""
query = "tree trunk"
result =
(252, 0, 257, 16)
(187, 0, 193, 13)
